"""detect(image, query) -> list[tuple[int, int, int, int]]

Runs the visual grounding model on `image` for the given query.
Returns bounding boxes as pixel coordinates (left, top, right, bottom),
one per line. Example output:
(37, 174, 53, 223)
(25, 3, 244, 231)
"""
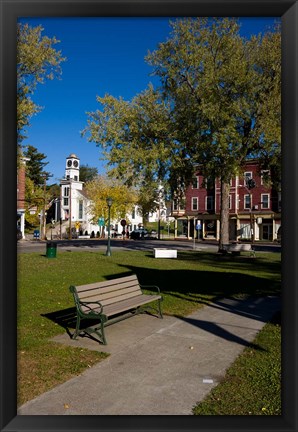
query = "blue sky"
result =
(18, 17, 279, 184)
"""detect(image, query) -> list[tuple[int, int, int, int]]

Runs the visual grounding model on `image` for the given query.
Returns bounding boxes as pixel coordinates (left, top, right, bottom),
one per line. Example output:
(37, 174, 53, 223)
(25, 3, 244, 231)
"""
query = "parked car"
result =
(130, 229, 148, 240)
(111, 230, 123, 238)
(149, 230, 158, 238)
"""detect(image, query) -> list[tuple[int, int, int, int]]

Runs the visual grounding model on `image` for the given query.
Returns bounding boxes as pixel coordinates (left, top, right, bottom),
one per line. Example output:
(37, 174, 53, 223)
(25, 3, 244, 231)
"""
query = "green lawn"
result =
(17, 249, 281, 406)
(193, 311, 281, 415)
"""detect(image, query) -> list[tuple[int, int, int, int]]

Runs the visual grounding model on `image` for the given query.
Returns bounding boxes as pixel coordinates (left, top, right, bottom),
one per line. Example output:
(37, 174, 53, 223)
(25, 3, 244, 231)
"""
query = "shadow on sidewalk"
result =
(175, 315, 266, 351)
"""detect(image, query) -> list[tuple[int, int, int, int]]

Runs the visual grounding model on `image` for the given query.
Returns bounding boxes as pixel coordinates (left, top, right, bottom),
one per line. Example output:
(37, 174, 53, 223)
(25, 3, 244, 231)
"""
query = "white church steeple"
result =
(65, 153, 80, 181)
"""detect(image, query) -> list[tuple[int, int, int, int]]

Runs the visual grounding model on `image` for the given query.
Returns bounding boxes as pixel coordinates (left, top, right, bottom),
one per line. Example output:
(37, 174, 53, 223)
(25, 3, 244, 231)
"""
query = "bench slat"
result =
(80, 294, 161, 315)
(104, 294, 161, 316)
(76, 275, 138, 292)
(81, 289, 143, 307)
(77, 282, 141, 302)
(79, 285, 142, 303)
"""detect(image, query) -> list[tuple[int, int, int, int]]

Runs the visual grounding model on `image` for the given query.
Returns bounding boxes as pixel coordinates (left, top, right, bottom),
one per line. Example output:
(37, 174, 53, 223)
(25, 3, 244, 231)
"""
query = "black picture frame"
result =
(1, 1, 297, 431)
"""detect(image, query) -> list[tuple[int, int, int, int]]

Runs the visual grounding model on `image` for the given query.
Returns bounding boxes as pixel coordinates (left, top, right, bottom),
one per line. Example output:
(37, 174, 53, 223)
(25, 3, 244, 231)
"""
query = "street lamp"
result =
(105, 197, 113, 256)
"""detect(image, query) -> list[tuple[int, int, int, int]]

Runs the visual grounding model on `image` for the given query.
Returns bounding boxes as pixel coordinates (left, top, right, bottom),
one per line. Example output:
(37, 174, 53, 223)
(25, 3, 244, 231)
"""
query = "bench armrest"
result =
(80, 301, 104, 315)
(140, 284, 161, 295)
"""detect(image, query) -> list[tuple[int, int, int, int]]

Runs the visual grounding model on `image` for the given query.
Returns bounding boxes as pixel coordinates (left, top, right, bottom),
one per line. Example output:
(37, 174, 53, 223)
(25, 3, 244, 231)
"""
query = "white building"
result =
(147, 183, 168, 223)
(56, 153, 143, 238)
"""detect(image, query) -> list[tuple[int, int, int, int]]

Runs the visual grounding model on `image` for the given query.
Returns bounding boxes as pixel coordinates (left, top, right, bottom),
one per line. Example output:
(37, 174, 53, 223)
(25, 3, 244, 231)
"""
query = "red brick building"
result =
(17, 157, 29, 239)
(171, 160, 281, 242)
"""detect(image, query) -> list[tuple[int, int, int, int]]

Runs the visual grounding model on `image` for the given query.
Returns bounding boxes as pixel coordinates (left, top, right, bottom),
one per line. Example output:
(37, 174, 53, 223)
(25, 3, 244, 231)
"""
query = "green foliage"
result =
(47, 183, 60, 200)
(84, 175, 138, 224)
(147, 18, 281, 248)
(79, 164, 98, 183)
(17, 250, 280, 406)
(17, 23, 66, 143)
(83, 86, 173, 188)
(83, 18, 280, 249)
(24, 145, 51, 186)
(193, 314, 281, 415)
(24, 177, 44, 227)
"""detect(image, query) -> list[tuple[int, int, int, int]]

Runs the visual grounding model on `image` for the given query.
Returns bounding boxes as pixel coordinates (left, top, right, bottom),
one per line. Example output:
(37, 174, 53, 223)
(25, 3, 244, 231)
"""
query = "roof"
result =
(68, 153, 79, 159)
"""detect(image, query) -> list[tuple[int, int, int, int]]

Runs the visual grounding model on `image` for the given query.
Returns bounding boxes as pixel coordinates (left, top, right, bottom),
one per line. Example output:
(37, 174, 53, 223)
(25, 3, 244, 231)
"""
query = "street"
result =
(17, 238, 280, 254)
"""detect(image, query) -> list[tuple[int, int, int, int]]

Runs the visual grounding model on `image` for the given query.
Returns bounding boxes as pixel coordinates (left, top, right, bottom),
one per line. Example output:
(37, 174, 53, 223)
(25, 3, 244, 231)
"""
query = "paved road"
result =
(17, 238, 219, 254)
(18, 237, 280, 254)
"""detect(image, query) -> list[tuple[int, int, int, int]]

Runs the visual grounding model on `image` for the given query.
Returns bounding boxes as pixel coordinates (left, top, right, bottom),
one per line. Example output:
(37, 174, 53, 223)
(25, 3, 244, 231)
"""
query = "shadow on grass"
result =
(115, 264, 280, 323)
(176, 251, 281, 275)
(41, 254, 280, 351)
(41, 307, 102, 339)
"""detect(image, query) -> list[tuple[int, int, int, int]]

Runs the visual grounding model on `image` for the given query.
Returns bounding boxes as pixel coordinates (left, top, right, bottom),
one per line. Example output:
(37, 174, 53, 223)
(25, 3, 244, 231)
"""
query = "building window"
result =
(63, 198, 69, 206)
(244, 194, 251, 209)
(261, 194, 270, 209)
(78, 201, 83, 219)
(206, 196, 214, 211)
(244, 172, 252, 187)
(132, 208, 136, 219)
(192, 197, 198, 211)
(74, 176, 78, 181)
(192, 177, 199, 189)
(204, 177, 214, 189)
(64, 187, 69, 196)
(173, 199, 185, 211)
(261, 170, 270, 185)
(229, 195, 232, 209)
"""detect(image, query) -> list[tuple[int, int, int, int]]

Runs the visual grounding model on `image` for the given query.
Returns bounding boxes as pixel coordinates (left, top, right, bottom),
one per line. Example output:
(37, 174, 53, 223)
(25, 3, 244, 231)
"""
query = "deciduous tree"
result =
(146, 18, 281, 250)
(17, 23, 65, 145)
(83, 18, 281, 250)
(84, 176, 137, 231)
(79, 164, 98, 183)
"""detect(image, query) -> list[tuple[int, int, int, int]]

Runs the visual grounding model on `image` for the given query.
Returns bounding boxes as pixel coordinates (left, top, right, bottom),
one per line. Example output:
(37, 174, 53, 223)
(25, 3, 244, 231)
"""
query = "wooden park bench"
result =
(69, 274, 163, 345)
(226, 243, 256, 257)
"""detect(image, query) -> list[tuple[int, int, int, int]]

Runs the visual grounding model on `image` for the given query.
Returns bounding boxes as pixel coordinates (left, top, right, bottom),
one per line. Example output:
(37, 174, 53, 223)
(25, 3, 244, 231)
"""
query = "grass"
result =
(193, 311, 281, 415)
(17, 249, 281, 406)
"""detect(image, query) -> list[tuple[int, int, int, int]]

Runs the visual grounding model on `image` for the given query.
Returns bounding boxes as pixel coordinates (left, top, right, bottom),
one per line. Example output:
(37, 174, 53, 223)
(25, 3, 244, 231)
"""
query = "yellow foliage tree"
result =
(85, 176, 138, 227)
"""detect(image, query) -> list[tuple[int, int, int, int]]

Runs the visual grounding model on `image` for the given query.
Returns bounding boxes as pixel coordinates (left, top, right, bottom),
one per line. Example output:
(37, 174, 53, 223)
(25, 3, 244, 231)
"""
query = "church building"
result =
(55, 153, 143, 238)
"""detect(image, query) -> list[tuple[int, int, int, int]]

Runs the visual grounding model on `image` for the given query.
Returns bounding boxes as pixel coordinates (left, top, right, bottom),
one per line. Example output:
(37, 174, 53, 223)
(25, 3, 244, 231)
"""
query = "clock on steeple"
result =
(65, 153, 80, 181)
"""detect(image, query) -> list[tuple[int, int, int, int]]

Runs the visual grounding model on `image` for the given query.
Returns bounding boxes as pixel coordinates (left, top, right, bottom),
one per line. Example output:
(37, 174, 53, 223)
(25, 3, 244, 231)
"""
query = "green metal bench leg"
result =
(72, 315, 81, 339)
(101, 321, 107, 345)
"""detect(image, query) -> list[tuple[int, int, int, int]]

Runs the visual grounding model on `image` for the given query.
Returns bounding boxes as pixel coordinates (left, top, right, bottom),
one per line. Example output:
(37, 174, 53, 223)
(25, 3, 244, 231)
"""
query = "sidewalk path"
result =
(18, 296, 280, 415)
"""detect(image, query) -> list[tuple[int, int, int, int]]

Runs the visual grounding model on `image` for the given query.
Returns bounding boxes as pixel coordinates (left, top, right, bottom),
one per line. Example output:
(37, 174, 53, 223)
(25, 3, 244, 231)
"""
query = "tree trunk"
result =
(218, 179, 230, 253)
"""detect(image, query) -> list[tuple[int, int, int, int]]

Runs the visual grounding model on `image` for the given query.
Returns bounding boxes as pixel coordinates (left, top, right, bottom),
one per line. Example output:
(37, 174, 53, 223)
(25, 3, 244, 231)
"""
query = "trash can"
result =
(46, 242, 57, 258)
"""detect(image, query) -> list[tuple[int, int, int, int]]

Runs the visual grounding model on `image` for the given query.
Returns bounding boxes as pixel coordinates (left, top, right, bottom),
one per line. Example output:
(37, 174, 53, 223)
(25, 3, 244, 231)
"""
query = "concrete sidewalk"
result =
(18, 296, 280, 415)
